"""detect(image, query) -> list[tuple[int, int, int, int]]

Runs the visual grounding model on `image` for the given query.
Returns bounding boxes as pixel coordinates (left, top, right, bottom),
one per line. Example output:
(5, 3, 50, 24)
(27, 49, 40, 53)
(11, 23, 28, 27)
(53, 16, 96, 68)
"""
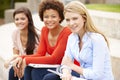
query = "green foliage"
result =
(86, 4, 120, 13)
(0, 0, 10, 18)
(0, 0, 26, 18)
(1, 1, 120, 18)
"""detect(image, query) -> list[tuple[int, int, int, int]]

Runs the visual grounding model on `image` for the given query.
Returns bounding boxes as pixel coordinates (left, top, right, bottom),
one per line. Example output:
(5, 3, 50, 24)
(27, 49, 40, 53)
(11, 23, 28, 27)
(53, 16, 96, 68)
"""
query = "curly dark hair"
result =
(39, 0, 64, 23)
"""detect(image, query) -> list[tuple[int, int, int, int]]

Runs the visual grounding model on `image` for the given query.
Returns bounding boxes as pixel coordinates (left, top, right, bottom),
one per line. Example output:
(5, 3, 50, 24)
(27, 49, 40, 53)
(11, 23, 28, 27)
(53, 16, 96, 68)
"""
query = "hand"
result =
(4, 60, 10, 68)
(4, 55, 19, 69)
(61, 73, 72, 80)
(62, 56, 73, 67)
(12, 57, 22, 68)
(11, 57, 22, 77)
(17, 58, 26, 78)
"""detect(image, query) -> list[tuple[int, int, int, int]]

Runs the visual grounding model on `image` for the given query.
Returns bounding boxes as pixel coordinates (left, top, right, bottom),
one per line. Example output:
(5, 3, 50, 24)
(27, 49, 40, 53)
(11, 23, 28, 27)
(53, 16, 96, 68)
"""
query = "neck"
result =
(78, 29, 85, 41)
(20, 29, 28, 37)
(49, 25, 63, 37)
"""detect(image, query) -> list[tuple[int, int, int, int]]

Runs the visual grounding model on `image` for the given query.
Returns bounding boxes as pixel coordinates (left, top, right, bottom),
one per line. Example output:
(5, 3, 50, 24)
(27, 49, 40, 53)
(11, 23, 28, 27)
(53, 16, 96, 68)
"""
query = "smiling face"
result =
(14, 13, 29, 30)
(65, 12, 85, 33)
(43, 9, 61, 29)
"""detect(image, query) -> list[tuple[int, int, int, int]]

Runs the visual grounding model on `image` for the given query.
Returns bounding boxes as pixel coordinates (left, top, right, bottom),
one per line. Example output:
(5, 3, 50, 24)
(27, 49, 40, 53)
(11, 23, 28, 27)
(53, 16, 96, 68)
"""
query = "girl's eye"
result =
(44, 15, 48, 18)
(15, 17, 26, 21)
(21, 18, 25, 20)
(66, 19, 70, 22)
(44, 15, 57, 19)
(73, 17, 78, 20)
(51, 15, 56, 18)
(15, 18, 19, 21)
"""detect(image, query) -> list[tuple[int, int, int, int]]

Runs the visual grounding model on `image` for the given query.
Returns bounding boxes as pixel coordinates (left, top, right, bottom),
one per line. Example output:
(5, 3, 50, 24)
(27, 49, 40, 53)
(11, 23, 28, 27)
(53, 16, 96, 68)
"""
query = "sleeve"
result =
(12, 30, 18, 50)
(64, 34, 74, 61)
(83, 34, 109, 79)
(24, 28, 71, 65)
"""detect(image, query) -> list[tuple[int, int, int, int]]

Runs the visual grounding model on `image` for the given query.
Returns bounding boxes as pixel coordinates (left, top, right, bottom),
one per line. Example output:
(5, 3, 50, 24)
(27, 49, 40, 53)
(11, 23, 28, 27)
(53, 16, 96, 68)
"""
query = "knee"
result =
(43, 73, 60, 80)
(9, 67, 14, 76)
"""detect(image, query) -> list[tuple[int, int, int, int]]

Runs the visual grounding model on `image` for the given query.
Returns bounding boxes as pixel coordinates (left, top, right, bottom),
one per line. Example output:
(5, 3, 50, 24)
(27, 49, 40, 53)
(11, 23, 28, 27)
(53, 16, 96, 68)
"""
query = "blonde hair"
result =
(64, 1, 109, 47)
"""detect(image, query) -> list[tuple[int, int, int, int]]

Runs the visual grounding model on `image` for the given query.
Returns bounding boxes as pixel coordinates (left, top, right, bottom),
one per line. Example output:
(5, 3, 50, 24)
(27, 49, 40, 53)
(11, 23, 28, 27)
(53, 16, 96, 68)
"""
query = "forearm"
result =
(7, 54, 19, 64)
(24, 55, 60, 65)
(70, 63, 83, 75)
(62, 56, 83, 76)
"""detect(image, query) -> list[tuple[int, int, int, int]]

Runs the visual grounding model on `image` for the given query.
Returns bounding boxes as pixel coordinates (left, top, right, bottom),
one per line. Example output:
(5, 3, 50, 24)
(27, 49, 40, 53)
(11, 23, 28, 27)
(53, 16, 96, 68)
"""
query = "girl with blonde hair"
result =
(60, 1, 114, 80)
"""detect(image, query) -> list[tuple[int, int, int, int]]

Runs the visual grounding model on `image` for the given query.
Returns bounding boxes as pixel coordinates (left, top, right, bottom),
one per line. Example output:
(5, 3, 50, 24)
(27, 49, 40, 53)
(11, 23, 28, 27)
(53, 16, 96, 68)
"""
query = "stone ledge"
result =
(109, 38, 120, 80)
(4, 9, 15, 23)
(109, 38, 120, 58)
(111, 56, 120, 80)
(0, 57, 9, 80)
(89, 10, 120, 39)
(89, 10, 120, 20)
(15, 2, 29, 9)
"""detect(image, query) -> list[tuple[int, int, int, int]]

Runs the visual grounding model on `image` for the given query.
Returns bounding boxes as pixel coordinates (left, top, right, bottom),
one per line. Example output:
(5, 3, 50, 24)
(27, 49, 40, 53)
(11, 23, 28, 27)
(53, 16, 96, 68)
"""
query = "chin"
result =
(71, 30, 78, 33)
(48, 27, 54, 30)
(18, 28, 24, 30)
(47, 26, 54, 29)
(17, 27, 26, 30)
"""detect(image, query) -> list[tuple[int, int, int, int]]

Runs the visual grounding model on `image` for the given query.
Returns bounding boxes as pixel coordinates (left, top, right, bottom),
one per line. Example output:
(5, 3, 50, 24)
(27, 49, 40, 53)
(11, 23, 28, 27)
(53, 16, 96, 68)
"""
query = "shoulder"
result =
(88, 32, 107, 46)
(12, 29, 19, 39)
(12, 29, 19, 34)
(69, 33, 78, 40)
(68, 33, 79, 44)
(65, 33, 80, 49)
(41, 26, 48, 34)
(58, 27, 72, 40)
(41, 26, 48, 31)
(61, 27, 71, 36)
(89, 32, 105, 41)
(63, 27, 71, 33)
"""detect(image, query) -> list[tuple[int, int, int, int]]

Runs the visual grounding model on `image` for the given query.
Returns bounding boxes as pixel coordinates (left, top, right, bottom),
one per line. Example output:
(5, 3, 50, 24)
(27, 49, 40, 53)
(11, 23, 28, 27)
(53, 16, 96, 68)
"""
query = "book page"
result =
(28, 63, 60, 68)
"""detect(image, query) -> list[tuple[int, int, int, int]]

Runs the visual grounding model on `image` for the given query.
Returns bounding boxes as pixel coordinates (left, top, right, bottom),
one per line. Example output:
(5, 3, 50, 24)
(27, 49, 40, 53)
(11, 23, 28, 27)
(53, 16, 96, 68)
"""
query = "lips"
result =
(18, 25, 24, 27)
(46, 22, 55, 28)
(70, 26, 77, 30)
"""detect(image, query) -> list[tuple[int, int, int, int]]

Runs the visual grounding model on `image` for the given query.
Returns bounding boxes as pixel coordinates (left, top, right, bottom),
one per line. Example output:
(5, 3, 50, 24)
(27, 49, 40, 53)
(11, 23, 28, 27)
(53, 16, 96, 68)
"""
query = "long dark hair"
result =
(13, 7, 39, 55)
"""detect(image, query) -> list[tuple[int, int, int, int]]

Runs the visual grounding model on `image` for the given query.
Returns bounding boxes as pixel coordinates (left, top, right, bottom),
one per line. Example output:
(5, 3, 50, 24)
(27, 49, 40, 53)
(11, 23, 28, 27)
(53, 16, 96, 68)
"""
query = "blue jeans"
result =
(43, 70, 80, 80)
(24, 66, 56, 80)
(9, 67, 24, 80)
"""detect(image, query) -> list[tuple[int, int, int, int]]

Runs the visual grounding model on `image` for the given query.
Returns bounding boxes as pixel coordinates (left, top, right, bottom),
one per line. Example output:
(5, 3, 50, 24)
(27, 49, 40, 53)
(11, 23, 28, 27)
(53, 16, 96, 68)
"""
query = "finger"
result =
(17, 68, 21, 78)
(20, 70, 24, 78)
(13, 67, 17, 77)
(20, 65, 24, 78)
(20, 67, 23, 78)
(12, 59, 18, 69)
(17, 58, 22, 68)
(13, 67, 16, 76)
(19, 68, 24, 78)
(18, 64, 22, 77)
(4, 63, 9, 68)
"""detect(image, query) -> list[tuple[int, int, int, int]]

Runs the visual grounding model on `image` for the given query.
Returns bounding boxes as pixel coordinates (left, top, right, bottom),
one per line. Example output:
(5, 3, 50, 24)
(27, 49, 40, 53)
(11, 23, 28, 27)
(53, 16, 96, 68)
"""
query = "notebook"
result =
(28, 63, 60, 68)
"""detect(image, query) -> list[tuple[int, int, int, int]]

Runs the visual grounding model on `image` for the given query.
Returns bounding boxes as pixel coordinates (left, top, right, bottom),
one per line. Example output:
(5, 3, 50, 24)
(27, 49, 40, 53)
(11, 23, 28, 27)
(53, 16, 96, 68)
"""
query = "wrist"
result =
(57, 65, 72, 74)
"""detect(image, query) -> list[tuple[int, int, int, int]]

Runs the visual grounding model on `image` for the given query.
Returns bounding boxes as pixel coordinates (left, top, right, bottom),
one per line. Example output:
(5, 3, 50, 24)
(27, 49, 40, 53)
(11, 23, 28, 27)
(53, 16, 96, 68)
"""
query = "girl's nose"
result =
(69, 20, 74, 26)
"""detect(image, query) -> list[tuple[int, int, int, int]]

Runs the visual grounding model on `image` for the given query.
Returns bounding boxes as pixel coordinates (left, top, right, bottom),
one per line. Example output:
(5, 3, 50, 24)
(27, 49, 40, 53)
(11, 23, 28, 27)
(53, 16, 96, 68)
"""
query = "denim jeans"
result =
(24, 66, 56, 80)
(42, 70, 80, 80)
(9, 67, 24, 80)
